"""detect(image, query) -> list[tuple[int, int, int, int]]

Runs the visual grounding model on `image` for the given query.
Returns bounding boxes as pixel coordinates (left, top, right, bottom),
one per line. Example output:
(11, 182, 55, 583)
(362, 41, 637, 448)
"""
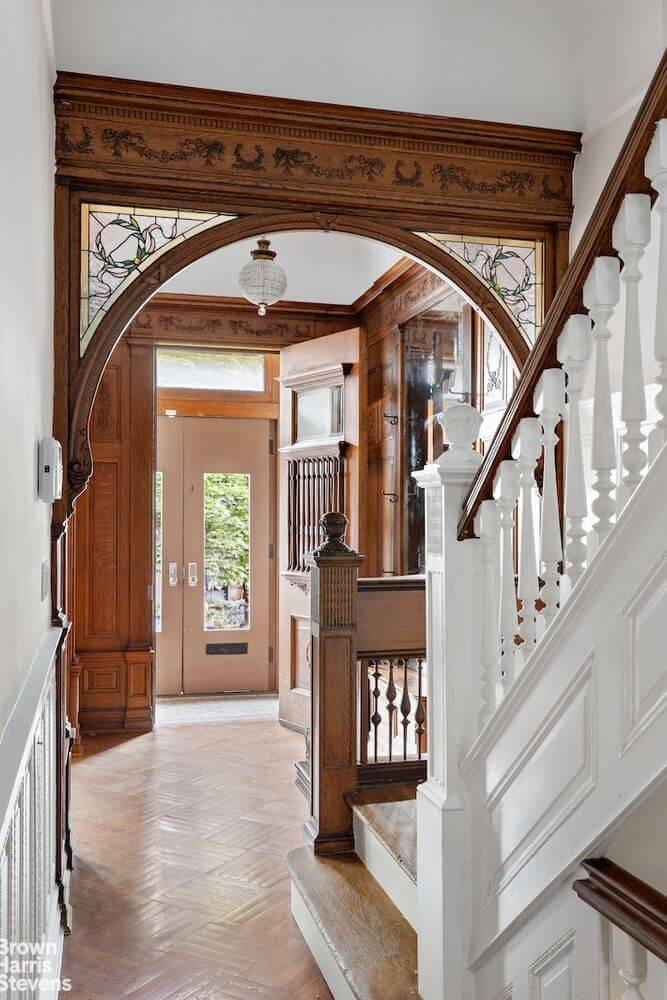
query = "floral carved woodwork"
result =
(55, 74, 579, 226)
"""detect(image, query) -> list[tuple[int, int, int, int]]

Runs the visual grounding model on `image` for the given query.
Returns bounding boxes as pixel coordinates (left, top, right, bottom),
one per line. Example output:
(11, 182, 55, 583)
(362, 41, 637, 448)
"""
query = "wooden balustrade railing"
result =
(573, 858, 667, 994)
(356, 575, 427, 784)
(458, 49, 667, 542)
(449, 50, 667, 733)
(305, 517, 426, 853)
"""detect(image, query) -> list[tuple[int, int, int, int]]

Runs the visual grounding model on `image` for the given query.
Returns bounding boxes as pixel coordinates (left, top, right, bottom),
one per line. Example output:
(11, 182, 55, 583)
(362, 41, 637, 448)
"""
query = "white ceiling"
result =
(50, 0, 665, 132)
(163, 232, 404, 304)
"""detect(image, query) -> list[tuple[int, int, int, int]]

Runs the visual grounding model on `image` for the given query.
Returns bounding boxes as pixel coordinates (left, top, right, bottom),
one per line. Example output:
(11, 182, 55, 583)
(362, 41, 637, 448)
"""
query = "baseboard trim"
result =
(279, 715, 307, 735)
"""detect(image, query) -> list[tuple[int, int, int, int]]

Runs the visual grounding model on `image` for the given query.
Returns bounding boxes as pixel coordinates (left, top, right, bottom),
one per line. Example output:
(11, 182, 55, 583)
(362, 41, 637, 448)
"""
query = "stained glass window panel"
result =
(416, 232, 543, 345)
(80, 203, 235, 355)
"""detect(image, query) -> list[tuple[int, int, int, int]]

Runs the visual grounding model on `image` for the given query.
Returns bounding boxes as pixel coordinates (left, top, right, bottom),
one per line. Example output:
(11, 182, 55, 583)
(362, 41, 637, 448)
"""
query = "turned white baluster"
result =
(534, 369, 566, 628)
(613, 193, 652, 509)
(646, 120, 667, 451)
(512, 417, 541, 653)
(557, 315, 593, 591)
(614, 932, 648, 1000)
(493, 460, 520, 692)
(583, 257, 621, 549)
(474, 499, 500, 730)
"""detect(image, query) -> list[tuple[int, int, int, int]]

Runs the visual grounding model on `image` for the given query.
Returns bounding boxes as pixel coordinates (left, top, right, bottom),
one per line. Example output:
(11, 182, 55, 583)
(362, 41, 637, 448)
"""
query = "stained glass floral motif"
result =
(416, 232, 543, 345)
(80, 204, 236, 355)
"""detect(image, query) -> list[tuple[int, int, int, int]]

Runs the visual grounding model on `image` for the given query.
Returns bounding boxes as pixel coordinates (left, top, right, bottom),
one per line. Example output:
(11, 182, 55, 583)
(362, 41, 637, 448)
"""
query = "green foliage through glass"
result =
(203, 473, 250, 630)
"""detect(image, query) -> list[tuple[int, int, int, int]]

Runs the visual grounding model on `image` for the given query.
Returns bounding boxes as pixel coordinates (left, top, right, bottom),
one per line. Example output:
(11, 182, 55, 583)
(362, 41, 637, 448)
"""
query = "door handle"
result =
(188, 562, 198, 587)
(168, 562, 179, 587)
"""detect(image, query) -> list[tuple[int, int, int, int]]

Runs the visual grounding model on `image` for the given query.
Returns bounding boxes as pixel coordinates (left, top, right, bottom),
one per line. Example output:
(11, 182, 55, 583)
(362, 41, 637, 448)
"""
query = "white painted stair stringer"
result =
(461, 443, 667, 978)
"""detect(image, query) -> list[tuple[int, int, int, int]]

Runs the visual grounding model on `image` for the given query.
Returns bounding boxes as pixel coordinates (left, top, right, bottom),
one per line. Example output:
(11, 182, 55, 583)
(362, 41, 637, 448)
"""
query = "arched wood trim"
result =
(68, 210, 530, 506)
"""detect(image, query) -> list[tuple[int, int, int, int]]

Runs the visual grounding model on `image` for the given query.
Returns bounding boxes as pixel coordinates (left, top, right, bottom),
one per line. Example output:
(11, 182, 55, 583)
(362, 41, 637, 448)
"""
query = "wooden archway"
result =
(67, 211, 533, 504)
(54, 72, 579, 516)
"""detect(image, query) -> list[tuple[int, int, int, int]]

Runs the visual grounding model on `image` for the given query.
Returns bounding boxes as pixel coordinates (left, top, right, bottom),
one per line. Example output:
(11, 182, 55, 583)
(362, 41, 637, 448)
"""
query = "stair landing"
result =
(287, 846, 418, 1000)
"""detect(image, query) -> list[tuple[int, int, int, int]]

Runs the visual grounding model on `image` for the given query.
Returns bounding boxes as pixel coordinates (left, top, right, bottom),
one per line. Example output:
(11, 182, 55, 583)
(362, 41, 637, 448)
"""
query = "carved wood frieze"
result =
(127, 293, 356, 348)
(55, 74, 580, 223)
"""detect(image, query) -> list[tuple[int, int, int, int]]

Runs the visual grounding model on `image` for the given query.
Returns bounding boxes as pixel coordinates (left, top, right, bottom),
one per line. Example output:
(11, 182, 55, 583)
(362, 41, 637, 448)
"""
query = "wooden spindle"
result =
(534, 368, 566, 628)
(613, 193, 652, 508)
(358, 659, 370, 765)
(512, 417, 542, 653)
(414, 658, 426, 758)
(386, 659, 397, 762)
(297, 459, 305, 570)
(557, 315, 593, 591)
(493, 460, 520, 692)
(645, 119, 667, 452)
(371, 660, 381, 763)
(583, 256, 621, 549)
(474, 498, 500, 729)
(399, 659, 411, 761)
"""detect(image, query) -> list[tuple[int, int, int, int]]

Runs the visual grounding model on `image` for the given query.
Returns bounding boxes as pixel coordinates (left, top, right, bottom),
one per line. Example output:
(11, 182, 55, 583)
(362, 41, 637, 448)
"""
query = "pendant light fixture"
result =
(238, 238, 287, 316)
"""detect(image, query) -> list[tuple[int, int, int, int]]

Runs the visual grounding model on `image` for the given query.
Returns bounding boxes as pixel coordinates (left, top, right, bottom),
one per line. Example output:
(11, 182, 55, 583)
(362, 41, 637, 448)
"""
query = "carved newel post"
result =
(305, 512, 364, 856)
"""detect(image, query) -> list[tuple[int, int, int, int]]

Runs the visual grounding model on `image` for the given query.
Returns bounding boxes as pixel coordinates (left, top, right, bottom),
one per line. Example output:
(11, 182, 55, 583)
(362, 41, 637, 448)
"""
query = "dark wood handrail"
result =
(573, 858, 667, 961)
(458, 50, 667, 540)
(357, 574, 425, 592)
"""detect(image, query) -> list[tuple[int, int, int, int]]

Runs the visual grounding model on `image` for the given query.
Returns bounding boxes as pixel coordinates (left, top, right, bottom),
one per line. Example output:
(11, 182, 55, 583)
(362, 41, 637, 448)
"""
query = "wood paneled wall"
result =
(74, 340, 154, 734)
(358, 263, 453, 576)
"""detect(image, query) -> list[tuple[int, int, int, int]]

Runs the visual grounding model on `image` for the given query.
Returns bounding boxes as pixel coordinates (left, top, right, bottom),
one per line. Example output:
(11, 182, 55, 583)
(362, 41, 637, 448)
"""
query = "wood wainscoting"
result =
(74, 339, 154, 734)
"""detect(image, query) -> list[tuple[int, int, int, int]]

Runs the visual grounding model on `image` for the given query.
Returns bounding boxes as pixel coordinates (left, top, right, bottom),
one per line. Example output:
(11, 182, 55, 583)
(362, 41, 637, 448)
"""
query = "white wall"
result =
(51, 0, 576, 128)
(0, 0, 55, 733)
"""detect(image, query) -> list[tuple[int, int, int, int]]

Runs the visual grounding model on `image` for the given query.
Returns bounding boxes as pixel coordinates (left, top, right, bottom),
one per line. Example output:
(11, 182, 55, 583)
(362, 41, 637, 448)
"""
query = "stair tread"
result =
(348, 784, 417, 883)
(287, 846, 418, 1000)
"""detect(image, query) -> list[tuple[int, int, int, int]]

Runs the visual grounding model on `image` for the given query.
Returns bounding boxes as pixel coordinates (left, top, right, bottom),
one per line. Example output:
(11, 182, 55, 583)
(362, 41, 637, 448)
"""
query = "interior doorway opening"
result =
(72, 226, 527, 739)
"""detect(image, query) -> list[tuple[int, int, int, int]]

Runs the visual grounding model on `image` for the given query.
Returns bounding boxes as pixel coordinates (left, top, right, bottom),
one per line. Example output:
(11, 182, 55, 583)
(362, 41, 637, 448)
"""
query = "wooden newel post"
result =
(305, 511, 364, 855)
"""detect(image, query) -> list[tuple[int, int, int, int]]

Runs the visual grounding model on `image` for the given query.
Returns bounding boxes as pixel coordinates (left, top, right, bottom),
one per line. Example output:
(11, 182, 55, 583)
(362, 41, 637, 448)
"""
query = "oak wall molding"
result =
(55, 73, 580, 225)
(127, 292, 357, 350)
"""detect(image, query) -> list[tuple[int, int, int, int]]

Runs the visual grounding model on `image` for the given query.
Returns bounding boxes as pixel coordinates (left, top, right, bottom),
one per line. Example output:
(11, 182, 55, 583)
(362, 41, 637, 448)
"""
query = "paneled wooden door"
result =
(156, 415, 274, 696)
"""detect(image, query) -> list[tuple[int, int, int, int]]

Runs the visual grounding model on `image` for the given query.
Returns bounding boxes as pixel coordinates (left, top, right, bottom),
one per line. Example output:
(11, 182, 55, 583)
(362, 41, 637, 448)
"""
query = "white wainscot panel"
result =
(619, 549, 667, 754)
(484, 656, 597, 901)
(528, 930, 576, 1000)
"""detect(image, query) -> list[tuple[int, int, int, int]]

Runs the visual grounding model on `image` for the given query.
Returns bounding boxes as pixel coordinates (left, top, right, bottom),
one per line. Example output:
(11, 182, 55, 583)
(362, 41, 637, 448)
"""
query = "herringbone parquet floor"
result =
(62, 710, 332, 999)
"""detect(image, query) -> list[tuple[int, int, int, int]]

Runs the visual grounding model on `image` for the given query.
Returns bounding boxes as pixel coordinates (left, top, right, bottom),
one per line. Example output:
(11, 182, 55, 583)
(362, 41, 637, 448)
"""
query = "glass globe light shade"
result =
(238, 238, 287, 315)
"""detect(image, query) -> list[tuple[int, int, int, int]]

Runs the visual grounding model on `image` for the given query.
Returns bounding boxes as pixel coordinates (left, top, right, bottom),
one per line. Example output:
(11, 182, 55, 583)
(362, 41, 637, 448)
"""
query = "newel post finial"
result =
(313, 511, 353, 556)
(436, 401, 483, 470)
(305, 511, 364, 856)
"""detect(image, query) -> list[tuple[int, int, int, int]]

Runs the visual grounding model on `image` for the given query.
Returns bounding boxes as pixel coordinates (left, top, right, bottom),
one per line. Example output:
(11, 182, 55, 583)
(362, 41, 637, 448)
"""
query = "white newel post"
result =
(534, 369, 566, 628)
(583, 256, 621, 551)
(557, 315, 593, 593)
(645, 120, 667, 451)
(413, 402, 482, 1000)
(613, 193, 651, 509)
(512, 417, 541, 654)
(493, 460, 520, 693)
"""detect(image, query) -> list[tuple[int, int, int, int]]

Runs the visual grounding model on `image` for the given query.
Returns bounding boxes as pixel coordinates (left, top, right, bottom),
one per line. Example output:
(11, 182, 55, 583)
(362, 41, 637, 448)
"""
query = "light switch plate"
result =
(41, 560, 50, 602)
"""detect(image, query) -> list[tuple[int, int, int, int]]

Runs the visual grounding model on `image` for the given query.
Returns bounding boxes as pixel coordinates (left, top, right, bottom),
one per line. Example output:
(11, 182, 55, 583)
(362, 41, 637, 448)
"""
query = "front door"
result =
(156, 415, 274, 695)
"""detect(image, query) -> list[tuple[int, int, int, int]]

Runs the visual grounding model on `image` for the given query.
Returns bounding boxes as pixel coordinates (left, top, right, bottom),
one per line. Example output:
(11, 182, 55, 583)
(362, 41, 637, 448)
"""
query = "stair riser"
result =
(353, 812, 417, 930)
(290, 883, 357, 1000)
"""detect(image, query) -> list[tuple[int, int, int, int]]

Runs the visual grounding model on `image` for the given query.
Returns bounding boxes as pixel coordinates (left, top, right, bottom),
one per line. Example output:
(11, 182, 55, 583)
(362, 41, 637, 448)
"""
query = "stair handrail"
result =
(458, 49, 667, 540)
(574, 858, 667, 962)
